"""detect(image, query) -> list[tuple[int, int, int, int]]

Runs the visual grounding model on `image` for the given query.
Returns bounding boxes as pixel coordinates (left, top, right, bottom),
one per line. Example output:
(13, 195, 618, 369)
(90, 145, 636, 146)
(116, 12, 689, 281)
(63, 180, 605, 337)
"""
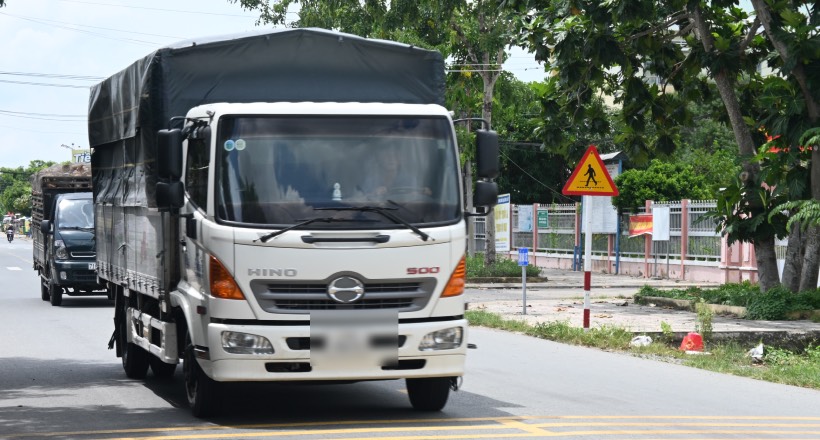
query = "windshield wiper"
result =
(316, 206, 432, 242)
(255, 217, 353, 243)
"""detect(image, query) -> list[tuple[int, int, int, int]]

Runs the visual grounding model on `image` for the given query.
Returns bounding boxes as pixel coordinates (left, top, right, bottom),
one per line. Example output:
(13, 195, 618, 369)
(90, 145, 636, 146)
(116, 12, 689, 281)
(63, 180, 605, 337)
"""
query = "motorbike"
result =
(6, 229, 13, 243)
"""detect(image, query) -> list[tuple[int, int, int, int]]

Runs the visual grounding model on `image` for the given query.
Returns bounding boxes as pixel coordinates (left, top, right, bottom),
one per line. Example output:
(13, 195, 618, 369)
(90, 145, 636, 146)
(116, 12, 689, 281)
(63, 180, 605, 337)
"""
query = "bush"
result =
(638, 283, 820, 321)
(466, 255, 541, 278)
(636, 282, 758, 307)
(746, 287, 793, 320)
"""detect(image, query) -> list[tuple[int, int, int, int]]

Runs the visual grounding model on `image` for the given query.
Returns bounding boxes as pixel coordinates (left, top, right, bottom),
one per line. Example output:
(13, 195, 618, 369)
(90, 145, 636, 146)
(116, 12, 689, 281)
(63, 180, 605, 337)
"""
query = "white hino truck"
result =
(89, 28, 498, 417)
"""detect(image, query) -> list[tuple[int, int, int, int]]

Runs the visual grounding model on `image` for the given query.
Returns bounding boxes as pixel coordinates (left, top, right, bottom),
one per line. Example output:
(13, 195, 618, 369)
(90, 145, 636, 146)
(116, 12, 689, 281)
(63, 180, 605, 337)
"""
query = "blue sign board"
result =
(518, 248, 529, 266)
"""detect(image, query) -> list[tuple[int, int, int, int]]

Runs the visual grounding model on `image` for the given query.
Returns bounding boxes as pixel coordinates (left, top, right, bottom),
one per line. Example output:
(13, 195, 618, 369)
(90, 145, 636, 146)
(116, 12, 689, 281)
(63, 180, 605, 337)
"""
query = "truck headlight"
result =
(221, 331, 274, 355)
(419, 327, 463, 351)
(54, 240, 68, 260)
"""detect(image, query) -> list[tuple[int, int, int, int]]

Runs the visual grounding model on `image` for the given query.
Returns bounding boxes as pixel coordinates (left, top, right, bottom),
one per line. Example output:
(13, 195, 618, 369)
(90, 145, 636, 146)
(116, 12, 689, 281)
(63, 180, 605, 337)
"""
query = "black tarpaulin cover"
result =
(88, 28, 446, 207)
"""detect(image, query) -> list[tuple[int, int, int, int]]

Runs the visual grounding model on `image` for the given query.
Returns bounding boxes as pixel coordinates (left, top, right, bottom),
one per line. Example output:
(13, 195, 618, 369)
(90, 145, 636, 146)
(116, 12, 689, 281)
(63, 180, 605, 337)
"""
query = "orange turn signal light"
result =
(209, 255, 245, 300)
(441, 255, 466, 297)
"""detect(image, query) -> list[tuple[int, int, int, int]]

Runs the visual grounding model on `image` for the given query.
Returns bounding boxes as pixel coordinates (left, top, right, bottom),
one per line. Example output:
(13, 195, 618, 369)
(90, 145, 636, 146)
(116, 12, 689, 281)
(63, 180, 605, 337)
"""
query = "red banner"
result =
(629, 214, 653, 237)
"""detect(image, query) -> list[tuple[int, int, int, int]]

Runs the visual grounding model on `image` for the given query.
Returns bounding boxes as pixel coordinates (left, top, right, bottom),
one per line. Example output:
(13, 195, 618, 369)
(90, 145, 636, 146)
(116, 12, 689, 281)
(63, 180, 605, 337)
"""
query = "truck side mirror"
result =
(156, 181, 184, 211)
(474, 181, 498, 208)
(475, 130, 499, 180)
(40, 220, 51, 234)
(157, 129, 183, 181)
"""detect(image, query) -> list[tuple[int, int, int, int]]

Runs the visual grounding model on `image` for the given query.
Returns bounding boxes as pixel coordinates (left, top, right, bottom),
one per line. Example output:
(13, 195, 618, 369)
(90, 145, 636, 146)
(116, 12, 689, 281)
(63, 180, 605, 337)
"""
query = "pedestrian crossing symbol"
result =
(562, 145, 618, 196)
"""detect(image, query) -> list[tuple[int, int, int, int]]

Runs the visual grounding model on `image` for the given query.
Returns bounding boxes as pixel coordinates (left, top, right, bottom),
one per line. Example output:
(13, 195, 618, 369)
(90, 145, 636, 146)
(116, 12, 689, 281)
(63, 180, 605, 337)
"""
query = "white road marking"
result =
(6, 267, 22, 271)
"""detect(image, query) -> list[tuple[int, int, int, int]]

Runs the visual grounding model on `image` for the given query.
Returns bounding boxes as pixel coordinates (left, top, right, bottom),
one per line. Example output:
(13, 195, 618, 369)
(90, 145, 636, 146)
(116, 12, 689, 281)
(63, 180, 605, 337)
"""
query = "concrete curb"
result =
(636, 296, 748, 317)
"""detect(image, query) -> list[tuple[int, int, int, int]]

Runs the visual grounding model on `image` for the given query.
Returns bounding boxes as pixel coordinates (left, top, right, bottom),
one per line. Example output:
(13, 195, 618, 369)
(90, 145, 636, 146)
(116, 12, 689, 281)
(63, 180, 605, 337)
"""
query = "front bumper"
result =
(52, 260, 103, 288)
(200, 319, 468, 382)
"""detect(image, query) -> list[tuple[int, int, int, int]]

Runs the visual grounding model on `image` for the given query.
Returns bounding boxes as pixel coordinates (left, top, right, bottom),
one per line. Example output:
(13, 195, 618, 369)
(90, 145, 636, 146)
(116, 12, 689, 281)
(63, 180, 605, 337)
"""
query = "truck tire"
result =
(406, 377, 451, 411)
(48, 279, 62, 306)
(184, 331, 221, 417)
(40, 278, 50, 301)
(118, 297, 150, 379)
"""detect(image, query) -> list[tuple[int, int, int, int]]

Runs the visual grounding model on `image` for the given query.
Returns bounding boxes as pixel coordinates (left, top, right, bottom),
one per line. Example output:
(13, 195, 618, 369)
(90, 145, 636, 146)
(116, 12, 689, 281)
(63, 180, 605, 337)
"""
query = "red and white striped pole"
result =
(583, 195, 592, 330)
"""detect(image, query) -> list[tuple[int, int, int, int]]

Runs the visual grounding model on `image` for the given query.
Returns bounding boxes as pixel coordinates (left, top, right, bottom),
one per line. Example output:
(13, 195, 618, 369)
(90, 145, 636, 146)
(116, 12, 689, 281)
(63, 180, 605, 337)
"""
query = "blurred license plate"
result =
(89, 263, 96, 270)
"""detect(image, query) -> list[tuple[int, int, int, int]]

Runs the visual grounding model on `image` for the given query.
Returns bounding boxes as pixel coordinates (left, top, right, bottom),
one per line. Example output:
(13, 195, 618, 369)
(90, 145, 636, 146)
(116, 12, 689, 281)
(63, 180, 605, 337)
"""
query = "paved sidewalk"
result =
(466, 268, 820, 336)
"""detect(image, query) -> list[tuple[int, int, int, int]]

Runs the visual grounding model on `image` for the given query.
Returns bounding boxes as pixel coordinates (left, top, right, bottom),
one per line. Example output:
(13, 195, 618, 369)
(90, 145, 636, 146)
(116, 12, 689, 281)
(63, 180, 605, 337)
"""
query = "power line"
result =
(0, 112, 87, 121)
(0, 12, 161, 46)
(500, 149, 574, 203)
(0, 109, 85, 118)
(0, 13, 184, 39)
(0, 124, 84, 135)
(0, 79, 90, 89)
(55, 0, 271, 18)
(0, 71, 104, 81)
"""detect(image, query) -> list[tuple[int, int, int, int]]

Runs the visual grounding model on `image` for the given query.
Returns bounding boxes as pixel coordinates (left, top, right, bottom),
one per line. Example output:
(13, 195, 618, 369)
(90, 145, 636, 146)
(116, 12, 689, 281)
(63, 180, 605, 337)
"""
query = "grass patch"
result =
(466, 255, 541, 278)
(636, 283, 820, 320)
(466, 310, 820, 390)
(466, 309, 632, 350)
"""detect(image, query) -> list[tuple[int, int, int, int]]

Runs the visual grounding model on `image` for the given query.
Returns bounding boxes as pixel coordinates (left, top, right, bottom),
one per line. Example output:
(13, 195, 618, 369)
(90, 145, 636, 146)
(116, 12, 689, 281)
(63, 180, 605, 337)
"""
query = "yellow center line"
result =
(542, 429, 820, 437)
(498, 419, 557, 436)
(2, 416, 543, 439)
(532, 421, 820, 428)
(102, 422, 519, 440)
(8, 415, 820, 439)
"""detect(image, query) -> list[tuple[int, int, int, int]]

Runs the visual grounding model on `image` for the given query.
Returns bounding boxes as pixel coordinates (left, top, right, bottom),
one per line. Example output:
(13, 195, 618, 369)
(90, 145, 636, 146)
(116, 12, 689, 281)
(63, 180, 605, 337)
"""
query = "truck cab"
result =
(39, 192, 107, 306)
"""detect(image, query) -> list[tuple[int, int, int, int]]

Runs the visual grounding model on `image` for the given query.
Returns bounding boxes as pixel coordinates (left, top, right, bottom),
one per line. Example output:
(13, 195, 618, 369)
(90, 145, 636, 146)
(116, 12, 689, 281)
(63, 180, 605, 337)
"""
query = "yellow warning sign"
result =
(562, 145, 619, 196)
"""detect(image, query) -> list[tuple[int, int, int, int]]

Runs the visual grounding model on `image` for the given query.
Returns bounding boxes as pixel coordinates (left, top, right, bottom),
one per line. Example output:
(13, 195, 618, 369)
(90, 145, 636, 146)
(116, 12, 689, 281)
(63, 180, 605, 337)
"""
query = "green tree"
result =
(0, 161, 56, 216)
(505, 0, 818, 292)
(612, 160, 711, 213)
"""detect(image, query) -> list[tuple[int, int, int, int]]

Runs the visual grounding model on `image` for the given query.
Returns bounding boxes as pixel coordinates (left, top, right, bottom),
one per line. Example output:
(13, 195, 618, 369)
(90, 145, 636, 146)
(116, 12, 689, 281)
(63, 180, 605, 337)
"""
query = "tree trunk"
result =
(751, 0, 820, 291)
(799, 227, 820, 291)
(689, 4, 780, 289)
(781, 225, 803, 292)
(755, 236, 781, 292)
(481, 49, 502, 266)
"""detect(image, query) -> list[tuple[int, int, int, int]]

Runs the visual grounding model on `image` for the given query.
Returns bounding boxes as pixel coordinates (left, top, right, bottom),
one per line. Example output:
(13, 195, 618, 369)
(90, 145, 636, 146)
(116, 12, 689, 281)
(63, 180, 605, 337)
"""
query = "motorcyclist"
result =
(6, 224, 14, 242)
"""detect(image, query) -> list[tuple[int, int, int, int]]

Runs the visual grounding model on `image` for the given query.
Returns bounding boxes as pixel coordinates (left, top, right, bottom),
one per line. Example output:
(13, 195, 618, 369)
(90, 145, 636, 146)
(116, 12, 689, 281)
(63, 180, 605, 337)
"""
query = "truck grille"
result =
(70, 251, 95, 258)
(250, 278, 436, 314)
(74, 270, 98, 283)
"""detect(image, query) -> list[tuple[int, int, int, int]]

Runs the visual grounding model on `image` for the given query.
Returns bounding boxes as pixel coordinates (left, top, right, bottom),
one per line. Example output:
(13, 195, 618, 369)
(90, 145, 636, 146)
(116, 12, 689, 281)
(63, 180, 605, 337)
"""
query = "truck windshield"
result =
(215, 116, 461, 228)
(57, 199, 94, 229)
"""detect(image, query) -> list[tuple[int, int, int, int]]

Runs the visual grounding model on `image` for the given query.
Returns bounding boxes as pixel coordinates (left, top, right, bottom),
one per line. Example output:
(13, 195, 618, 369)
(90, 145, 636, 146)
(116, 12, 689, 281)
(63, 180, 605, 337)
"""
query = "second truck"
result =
(32, 163, 107, 306)
(89, 28, 498, 417)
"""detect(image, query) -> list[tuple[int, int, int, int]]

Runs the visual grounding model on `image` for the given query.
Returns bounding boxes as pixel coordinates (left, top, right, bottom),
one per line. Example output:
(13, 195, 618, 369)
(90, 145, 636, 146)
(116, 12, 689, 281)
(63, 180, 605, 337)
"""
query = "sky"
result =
(0, 0, 544, 170)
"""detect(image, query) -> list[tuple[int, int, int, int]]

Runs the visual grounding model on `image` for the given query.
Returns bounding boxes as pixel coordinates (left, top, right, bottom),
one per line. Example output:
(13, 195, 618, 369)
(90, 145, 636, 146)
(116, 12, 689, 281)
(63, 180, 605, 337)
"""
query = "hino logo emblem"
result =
(327, 277, 365, 304)
(248, 268, 298, 277)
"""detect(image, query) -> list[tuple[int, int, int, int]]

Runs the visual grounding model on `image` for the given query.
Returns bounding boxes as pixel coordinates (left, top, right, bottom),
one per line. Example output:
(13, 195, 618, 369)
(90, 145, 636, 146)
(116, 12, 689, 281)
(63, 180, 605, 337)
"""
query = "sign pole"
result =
(561, 145, 619, 332)
(583, 195, 592, 331)
(518, 248, 529, 315)
(522, 264, 527, 315)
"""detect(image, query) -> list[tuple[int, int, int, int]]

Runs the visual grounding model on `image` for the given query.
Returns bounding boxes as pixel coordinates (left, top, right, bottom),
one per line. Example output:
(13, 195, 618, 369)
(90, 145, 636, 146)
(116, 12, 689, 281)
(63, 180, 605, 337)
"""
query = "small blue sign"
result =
(518, 248, 529, 266)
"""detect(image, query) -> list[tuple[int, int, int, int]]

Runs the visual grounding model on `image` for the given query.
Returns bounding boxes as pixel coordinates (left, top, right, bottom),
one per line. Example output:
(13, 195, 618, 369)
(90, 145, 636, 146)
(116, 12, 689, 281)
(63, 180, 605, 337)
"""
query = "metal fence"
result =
(493, 199, 724, 262)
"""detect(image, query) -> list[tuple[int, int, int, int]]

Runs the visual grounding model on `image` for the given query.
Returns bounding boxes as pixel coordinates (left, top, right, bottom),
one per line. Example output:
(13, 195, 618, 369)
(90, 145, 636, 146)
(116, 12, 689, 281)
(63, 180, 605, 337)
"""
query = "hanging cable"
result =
(500, 149, 575, 203)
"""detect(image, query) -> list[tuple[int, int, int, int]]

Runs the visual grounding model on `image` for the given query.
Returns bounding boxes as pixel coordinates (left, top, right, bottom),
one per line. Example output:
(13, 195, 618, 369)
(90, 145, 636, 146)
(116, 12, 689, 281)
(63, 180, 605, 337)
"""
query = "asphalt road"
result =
(2, 239, 819, 439)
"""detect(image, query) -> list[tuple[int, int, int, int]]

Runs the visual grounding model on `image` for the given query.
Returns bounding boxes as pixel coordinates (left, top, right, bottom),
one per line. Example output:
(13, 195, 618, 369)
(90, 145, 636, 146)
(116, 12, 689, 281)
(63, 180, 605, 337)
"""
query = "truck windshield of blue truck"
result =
(213, 116, 461, 228)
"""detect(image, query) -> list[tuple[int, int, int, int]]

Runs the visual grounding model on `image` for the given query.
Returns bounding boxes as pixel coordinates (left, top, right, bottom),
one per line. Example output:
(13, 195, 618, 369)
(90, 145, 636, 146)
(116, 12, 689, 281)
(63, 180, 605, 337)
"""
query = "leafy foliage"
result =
(612, 160, 711, 212)
(636, 283, 820, 320)
(0, 160, 54, 216)
(466, 255, 541, 278)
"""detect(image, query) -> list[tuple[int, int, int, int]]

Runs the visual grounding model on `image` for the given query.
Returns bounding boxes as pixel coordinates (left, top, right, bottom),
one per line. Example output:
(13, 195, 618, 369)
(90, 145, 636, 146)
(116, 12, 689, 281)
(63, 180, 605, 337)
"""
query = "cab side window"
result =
(185, 138, 209, 209)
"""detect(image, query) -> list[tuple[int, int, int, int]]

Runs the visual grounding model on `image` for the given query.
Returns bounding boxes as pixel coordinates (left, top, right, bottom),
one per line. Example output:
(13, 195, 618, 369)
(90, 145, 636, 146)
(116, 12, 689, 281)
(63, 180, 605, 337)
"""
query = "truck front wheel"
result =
(406, 377, 452, 411)
(183, 331, 221, 417)
(40, 277, 50, 301)
(48, 279, 63, 306)
(118, 295, 149, 379)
